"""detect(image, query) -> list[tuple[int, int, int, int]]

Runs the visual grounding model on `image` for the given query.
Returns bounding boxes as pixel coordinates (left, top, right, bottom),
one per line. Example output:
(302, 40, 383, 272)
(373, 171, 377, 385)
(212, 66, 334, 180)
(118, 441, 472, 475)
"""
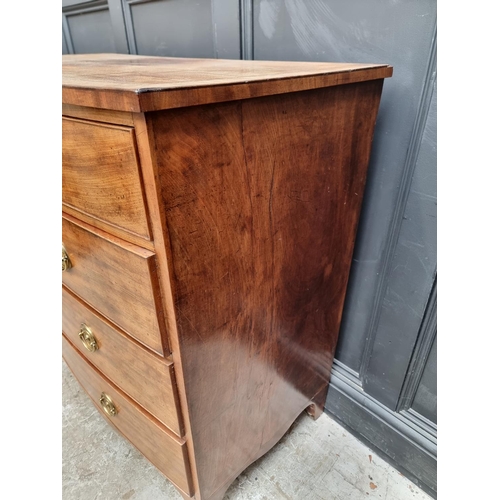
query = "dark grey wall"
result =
(62, 1, 437, 496)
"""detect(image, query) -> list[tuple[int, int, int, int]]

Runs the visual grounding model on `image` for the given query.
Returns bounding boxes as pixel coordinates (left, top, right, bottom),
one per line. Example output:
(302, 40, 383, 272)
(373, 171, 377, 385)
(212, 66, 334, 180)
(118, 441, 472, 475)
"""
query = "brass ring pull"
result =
(99, 393, 117, 417)
(62, 244, 72, 272)
(78, 324, 98, 352)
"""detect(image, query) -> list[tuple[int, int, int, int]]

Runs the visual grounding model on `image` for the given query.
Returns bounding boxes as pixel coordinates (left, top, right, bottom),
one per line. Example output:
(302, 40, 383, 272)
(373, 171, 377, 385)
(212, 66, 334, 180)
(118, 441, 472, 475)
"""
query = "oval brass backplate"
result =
(99, 392, 117, 417)
(62, 244, 72, 272)
(78, 324, 98, 353)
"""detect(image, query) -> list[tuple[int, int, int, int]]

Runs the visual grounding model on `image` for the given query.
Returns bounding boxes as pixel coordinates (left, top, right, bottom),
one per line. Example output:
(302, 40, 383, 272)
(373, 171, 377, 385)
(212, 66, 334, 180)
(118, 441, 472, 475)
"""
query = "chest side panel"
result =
(150, 80, 384, 498)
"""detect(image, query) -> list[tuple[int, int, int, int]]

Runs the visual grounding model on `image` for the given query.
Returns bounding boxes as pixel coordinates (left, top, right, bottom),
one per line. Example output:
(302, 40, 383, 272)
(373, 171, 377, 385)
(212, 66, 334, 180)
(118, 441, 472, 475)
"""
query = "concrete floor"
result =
(63, 361, 430, 500)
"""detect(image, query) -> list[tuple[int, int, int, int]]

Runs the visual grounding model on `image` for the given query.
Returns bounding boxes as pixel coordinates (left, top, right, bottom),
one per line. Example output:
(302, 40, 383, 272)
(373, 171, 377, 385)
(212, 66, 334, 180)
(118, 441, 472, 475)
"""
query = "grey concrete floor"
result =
(63, 361, 430, 500)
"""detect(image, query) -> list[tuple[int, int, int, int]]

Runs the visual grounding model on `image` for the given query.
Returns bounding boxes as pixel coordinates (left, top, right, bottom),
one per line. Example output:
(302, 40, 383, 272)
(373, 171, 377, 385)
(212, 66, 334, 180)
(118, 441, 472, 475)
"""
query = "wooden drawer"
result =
(62, 286, 182, 436)
(62, 214, 168, 355)
(62, 334, 193, 497)
(62, 117, 151, 241)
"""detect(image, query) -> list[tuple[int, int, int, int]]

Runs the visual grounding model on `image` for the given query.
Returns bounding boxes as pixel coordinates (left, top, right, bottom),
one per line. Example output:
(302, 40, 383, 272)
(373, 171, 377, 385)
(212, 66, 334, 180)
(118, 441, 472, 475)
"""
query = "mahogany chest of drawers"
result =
(62, 54, 392, 499)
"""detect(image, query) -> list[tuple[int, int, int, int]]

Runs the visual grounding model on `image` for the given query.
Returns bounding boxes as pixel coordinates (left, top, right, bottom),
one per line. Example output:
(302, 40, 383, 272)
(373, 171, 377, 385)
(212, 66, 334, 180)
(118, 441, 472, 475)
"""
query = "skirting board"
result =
(325, 362, 437, 498)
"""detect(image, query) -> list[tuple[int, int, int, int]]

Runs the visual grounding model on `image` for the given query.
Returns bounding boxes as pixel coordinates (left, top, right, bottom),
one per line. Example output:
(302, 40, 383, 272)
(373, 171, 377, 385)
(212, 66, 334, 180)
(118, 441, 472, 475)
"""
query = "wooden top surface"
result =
(62, 54, 392, 112)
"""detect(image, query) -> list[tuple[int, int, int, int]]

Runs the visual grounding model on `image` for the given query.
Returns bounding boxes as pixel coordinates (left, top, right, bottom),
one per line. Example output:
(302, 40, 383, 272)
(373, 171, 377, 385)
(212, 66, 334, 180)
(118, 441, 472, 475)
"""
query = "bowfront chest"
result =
(62, 54, 392, 500)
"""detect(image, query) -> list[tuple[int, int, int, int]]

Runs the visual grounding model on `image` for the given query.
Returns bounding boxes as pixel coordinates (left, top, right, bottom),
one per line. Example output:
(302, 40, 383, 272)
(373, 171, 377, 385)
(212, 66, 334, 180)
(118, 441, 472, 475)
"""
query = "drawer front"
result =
(63, 287, 182, 436)
(62, 215, 167, 355)
(62, 117, 151, 240)
(62, 335, 193, 496)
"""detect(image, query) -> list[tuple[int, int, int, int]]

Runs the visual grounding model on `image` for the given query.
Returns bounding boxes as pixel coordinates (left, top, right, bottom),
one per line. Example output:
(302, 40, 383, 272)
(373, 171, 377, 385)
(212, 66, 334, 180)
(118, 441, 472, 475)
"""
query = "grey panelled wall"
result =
(362, 72, 437, 409)
(411, 334, 437, 424)
(62, 0, 437, 497)
(123, 0, 215, 57)
(327, 26, 437, 496)
(62, 0, 116, 54)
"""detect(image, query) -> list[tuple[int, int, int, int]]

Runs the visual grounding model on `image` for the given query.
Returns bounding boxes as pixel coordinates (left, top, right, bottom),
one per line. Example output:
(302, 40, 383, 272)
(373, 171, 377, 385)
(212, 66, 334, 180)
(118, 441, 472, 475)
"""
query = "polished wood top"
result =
(62, 54, 392, 112)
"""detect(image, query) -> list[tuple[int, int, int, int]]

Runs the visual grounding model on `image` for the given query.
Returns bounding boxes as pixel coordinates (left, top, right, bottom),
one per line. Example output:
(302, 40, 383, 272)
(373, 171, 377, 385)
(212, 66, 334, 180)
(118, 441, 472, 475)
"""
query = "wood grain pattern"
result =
(62, 286, 183, 436)
(62, 103, 134, 126)
(62, 334, 193, 497)
(61, 205, 155, 251)
(149, 81, 384, 499)
(62, 117, 151, 240)
(62, 214, 168, 355)
(62, 54, 393, 112)
(132, 111, 203, 499)
(61, 54, 392, 500)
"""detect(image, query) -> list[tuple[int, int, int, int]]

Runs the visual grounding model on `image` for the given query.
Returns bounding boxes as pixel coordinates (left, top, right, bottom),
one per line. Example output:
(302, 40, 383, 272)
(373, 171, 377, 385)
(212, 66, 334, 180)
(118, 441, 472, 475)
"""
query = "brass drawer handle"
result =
(78, 324, 98, 352)
(62, 244, 72, 272)
(100, 392, 117, 417)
